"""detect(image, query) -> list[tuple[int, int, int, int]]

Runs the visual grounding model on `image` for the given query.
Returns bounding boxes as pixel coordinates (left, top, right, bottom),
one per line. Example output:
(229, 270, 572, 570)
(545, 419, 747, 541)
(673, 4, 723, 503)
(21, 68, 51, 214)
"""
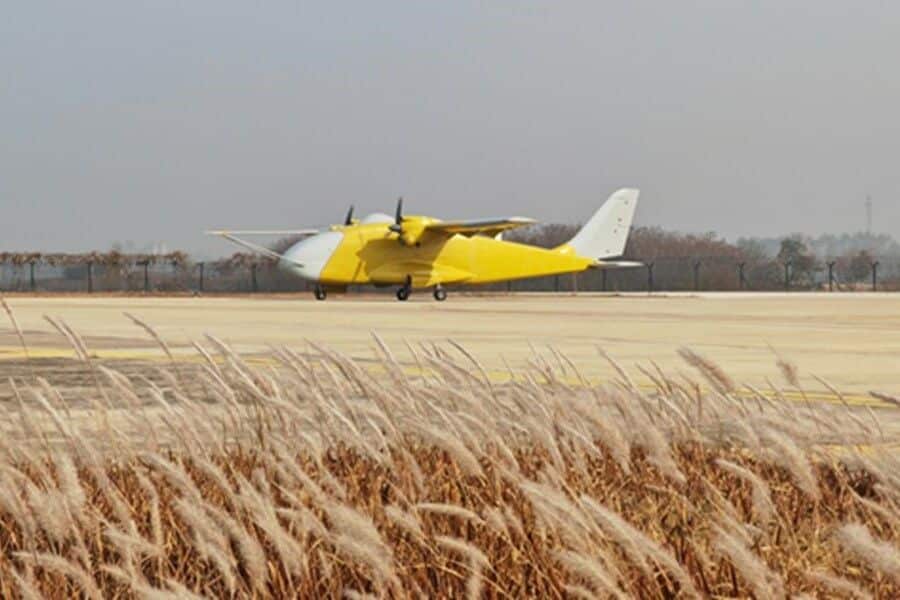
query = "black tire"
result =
(314, 286, 327, 301)
(433, 287, 447, 302)
(396, 287, 410, 301)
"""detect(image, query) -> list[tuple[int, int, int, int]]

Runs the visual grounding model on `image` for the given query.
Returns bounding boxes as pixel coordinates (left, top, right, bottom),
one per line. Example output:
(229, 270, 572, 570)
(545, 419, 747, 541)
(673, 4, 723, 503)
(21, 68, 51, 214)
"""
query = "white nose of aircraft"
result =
(279, 231, 343, 280)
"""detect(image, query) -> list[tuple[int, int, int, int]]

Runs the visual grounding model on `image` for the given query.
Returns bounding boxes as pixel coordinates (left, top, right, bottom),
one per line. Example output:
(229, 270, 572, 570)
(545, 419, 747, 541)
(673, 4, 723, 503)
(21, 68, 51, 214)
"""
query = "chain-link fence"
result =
(2, 255, 898, 294)
(0, 260, 306, 294)
(483, 255, 900, 293)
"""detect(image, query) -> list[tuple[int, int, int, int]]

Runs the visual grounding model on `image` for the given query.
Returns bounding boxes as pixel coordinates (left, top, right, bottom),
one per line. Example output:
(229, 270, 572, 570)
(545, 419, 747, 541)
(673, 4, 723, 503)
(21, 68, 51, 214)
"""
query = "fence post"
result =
(827, 261, 836, 292)
(87, 261, 94, 293)
(783, 261, 792, 292)
(872, 261, 879, 292)
(601, 269, 608, 292)
(693, 260, 701, 291)
(29, 261, 36, 292)
(554, 275, 559, 293)
(738, 262, 746, 290)
(251, 264, 259, 293)
(198, 262, 205, 293)
(647, 262, 655, 293)
(143, 262, 150, 292)
(572, 273, 578, 295)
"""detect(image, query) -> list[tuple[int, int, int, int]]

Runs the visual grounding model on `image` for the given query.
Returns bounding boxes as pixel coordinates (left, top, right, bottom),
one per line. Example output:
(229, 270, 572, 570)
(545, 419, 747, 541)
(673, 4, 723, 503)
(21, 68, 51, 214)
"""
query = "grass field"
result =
(1, 293, 900, 598)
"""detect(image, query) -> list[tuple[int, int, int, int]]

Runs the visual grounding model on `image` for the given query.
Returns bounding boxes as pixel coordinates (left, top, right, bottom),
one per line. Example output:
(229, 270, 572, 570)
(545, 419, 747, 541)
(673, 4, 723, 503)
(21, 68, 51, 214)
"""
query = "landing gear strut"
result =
(396, 276, 412, 301)
(433, 285, 447, 302)
(314, 285, 327, 301)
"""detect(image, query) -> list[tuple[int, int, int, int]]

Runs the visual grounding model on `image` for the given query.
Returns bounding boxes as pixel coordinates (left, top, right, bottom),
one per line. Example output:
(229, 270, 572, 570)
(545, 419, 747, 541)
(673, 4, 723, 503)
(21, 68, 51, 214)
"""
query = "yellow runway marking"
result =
(3, 295, 900, 396)
(0, 345, 890, 408)
(0, 347, 165, 360)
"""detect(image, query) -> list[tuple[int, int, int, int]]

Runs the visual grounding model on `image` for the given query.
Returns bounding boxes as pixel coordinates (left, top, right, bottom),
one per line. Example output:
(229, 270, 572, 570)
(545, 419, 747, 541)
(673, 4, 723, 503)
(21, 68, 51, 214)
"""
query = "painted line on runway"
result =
(0, 345, 891, 408)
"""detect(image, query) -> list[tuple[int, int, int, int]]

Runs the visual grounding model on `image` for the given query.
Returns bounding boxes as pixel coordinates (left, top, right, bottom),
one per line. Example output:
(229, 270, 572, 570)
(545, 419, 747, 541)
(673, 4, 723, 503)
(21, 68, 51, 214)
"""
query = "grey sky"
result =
(3, 2, 899, 256)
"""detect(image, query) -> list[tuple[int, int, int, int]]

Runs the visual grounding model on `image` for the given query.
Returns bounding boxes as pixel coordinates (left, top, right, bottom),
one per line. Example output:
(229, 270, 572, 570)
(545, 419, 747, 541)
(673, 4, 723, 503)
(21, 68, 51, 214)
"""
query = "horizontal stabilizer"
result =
(591, 260, 644, 269)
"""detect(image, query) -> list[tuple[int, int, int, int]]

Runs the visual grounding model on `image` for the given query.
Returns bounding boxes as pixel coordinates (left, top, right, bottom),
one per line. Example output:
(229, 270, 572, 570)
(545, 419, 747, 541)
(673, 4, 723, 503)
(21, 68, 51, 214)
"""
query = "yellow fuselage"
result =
(312, 221, 592, 288)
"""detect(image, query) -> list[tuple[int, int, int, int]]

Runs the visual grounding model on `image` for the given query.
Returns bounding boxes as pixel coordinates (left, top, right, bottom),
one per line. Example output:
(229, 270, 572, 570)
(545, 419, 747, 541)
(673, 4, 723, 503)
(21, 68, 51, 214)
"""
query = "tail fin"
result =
(562, 188, 639, 259)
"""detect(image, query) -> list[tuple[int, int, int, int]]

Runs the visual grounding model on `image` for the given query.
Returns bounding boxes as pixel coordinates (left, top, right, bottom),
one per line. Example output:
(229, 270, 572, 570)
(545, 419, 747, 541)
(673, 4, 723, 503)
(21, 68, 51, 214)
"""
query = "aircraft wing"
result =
(205, 230, 317, 266)
(426, 217, 537, 237)
(206, 230, 319, 236)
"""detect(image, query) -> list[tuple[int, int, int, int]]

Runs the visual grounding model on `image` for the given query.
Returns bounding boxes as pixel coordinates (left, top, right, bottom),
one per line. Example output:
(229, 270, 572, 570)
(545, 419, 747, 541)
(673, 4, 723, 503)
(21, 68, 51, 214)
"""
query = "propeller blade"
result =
(344, 205, 354, 226)
(395, 197, 404, 225)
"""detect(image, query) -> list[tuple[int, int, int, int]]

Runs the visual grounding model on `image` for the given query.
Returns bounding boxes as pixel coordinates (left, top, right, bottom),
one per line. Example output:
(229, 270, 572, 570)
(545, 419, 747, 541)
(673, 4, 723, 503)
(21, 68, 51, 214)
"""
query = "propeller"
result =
(389, 197, 404, 234)
(344, 205, 355, 226)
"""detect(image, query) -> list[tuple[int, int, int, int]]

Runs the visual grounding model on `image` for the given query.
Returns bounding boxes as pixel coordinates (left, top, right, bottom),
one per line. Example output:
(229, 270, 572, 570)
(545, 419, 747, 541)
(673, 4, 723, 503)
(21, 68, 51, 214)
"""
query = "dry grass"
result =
(1, 308, 900, 598)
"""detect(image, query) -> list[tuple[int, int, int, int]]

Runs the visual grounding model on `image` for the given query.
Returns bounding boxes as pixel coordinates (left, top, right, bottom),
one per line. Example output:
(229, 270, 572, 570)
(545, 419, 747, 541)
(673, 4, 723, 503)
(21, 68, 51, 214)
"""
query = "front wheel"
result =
(433, 287, 447, 302)
(396, 287, 410, 301)
(314, 285, 327, 301)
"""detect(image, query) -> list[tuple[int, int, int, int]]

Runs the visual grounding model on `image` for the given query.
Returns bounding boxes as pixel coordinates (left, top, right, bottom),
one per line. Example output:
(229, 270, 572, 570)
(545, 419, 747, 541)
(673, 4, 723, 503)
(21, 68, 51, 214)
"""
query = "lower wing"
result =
(368, 261, 473, 287)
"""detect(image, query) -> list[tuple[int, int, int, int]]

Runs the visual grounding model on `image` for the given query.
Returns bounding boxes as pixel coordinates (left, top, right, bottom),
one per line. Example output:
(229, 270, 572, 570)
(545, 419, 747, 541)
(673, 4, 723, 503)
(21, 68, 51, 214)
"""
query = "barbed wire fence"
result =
(1, 252, 898, 294)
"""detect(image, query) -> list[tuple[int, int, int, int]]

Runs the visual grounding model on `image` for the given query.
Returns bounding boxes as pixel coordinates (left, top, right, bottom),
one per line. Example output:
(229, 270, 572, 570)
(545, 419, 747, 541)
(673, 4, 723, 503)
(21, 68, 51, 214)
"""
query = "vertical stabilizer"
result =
(562, 188, 639, 259)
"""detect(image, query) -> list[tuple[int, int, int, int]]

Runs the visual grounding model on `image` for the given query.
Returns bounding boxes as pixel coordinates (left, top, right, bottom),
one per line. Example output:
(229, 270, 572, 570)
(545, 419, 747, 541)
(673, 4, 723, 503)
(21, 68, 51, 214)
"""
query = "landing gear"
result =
(314, 285, 327, 301)
(396, 276, 412, 301)
(433, 285, 447, 302)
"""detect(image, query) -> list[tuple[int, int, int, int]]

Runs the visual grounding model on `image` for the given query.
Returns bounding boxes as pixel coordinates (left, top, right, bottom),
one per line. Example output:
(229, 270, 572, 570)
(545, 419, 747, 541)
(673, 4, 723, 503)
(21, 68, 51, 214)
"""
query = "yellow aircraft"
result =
(209, 188, 641, 301)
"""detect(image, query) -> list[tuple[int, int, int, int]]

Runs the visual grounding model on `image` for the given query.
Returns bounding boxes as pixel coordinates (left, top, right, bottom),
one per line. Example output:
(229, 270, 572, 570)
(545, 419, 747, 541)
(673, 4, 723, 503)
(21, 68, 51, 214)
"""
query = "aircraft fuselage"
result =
(280, 220, 593, 289)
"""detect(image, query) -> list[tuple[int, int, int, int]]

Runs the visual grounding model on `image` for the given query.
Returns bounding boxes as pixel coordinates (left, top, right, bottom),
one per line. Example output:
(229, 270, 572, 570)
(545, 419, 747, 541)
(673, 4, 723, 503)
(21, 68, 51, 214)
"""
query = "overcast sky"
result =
(3, 2, 899, 256)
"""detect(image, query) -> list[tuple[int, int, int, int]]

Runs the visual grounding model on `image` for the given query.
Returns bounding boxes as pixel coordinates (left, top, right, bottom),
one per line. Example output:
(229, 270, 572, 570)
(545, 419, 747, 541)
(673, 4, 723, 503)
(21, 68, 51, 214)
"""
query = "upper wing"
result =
(425, 217, 536, 238)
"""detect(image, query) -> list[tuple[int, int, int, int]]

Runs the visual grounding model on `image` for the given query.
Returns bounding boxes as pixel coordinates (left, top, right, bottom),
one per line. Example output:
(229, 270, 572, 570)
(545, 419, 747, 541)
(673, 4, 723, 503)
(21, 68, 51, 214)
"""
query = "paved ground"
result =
(1, 292, 899, 396)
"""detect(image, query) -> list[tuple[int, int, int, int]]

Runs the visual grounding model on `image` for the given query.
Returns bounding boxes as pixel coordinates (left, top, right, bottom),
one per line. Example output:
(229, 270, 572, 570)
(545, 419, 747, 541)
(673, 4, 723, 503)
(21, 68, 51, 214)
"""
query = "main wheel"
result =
(396, 287, 410, 301)
(314, 285, 327, 301)
(433, 287, 447, 302)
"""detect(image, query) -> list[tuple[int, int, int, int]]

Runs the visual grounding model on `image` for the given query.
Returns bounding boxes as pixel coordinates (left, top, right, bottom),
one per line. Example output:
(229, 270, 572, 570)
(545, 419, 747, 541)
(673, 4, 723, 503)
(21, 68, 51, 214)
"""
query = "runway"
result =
(1, 292, 899, 399)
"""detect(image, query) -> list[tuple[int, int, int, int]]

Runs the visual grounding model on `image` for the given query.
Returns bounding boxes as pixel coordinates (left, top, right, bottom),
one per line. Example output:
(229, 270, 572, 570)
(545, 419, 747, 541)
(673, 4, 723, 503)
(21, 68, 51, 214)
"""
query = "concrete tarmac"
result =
(1, 292, 899, 396)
